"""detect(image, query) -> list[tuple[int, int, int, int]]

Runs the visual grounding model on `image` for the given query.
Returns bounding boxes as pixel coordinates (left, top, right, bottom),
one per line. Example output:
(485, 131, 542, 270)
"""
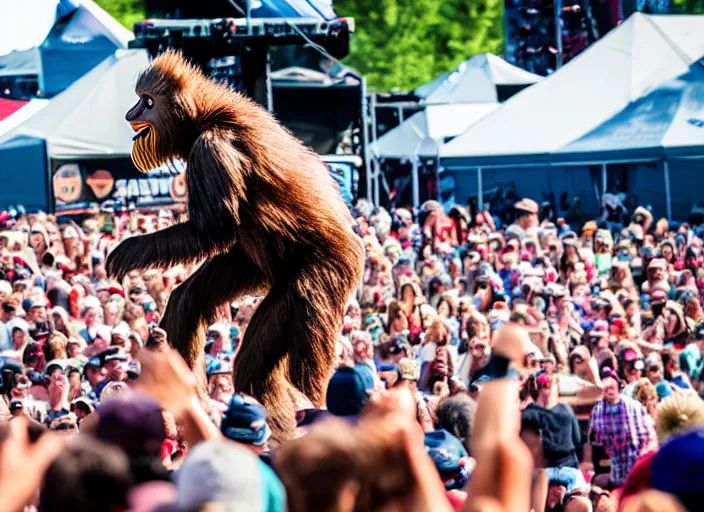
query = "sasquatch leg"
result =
(235, 262, 355, 441)
(233, 284, 300, 443)
(160, 244, 265, 382)
(286, 262, 356, 406)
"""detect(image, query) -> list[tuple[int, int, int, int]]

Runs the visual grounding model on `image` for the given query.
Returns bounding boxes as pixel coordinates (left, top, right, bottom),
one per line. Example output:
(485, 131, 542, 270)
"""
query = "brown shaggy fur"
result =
(106, 50, 364, 441)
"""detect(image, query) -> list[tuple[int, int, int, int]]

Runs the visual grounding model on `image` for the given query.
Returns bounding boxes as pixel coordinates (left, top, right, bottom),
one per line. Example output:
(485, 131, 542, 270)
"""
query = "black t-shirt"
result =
(522, 402, 582, 468)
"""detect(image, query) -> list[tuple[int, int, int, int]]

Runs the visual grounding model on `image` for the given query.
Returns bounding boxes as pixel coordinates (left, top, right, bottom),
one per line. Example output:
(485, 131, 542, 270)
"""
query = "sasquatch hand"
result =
(105, 236, 142, 281)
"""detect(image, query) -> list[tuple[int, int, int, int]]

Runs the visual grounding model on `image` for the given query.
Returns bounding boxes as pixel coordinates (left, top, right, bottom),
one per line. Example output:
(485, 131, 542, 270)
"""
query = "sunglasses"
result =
(470, 344, 487, 352)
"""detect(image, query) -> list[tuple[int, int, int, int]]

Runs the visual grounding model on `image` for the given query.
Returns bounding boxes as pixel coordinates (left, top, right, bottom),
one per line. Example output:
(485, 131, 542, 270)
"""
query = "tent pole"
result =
(364, 83, 373, 203)
(368, 90, 378, 205)
(477, 167, 484, 211)
(664, 159, 672, 222)
(411, 158, 420, 210)
(555, 0, 564, 70)
(435, 140, 441, 202)
(374, 159, 380, 205)
(601, 163, 607, 198)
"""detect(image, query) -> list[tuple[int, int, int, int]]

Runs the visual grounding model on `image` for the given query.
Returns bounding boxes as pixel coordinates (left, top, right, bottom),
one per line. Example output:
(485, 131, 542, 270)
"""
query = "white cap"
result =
(175, 439, 284, 512)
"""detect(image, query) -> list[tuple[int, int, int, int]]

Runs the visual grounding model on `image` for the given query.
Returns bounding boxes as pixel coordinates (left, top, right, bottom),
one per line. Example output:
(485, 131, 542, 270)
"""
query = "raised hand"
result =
(136, 348, 198, 419)
(0, 418, 65, 511)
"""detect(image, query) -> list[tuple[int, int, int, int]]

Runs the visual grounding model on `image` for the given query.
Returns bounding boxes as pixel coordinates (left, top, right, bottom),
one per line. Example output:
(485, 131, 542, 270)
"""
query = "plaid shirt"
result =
(589, 395, 658, 485)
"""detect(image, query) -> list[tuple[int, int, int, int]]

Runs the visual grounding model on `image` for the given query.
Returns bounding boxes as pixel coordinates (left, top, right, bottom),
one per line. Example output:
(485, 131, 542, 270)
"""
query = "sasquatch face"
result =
(126, 50, 201, 172)
(126, 92, 165, 173)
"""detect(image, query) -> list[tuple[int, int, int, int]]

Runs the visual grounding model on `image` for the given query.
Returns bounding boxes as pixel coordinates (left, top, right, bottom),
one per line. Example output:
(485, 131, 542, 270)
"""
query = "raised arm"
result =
(106, 221, 221, 280)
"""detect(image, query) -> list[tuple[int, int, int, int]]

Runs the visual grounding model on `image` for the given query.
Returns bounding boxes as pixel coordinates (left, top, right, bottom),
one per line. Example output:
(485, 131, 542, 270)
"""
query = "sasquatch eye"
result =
(144, 96, 154, 109)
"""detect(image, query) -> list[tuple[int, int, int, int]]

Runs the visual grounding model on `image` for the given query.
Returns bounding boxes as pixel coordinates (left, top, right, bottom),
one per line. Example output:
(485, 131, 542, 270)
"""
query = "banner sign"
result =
(51, 158, 187, 213)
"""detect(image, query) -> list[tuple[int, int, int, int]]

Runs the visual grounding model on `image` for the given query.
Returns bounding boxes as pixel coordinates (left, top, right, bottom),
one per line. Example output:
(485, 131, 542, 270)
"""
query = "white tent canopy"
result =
(372, 103, 499, 158)
(422, 53, 542, 105)
(0, 49, 148, 159)
(440, 14, 704, 165)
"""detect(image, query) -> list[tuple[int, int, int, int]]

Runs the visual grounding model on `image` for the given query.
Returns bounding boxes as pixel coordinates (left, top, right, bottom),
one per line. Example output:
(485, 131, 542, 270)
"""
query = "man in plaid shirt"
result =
(589, 371, 658, 486)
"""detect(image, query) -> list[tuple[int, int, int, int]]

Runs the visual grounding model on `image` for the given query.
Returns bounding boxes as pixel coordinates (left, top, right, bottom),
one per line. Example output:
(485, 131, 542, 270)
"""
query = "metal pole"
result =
(555, 0, 563, 70)
(373, 159, 380, 205)
(601, 163, 607, 198)
(664, 159, 672, 222)
(435, 141, 441, 202)
(369, 92, 379, 206)
(360, 77, 373, 203)
(412, 150, 420, 210)
(477, 167, 484, 211)
(246, 0, 252, 35)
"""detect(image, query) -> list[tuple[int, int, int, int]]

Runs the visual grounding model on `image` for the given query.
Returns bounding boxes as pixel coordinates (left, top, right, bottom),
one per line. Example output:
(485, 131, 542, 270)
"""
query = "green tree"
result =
(95, 0, 145, 32)
(335, 0, 504, 92)
(97, 0, 504, 92)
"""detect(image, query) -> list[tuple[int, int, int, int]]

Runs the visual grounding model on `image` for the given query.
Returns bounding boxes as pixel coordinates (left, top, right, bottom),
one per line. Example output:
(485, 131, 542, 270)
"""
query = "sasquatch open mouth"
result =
(131, 122, 151, 141)
(129, 121, 161, 173)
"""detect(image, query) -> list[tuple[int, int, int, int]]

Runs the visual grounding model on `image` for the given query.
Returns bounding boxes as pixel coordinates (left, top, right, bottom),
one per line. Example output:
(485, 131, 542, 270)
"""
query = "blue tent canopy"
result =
(555, 62, 704, 163)
(0, 0, 131, 98)
(0, 136, 49, 212)
(249, 0, 337, 20)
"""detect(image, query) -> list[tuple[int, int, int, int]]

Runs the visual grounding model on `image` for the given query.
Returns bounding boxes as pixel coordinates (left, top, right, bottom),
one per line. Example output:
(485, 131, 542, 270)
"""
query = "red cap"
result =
(623, 348, 638, 362)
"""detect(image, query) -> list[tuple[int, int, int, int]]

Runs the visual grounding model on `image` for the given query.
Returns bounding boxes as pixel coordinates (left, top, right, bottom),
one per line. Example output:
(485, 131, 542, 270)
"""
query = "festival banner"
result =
(51, 157, 187, 214)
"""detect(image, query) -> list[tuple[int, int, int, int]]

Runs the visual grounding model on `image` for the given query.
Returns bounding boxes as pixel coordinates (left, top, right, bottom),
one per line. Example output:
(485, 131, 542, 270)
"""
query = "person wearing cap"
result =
(27, 296, 48, 323)
(94, 349, 129, 399)
(82, 355, 108, 401)
(174, 439, 286, 512)
(424, 429, 471, 491)
(394, 358, 434, 432)
(620, 347, 645, 397)
(642, 258, 670, 297)
(588, 370, 657, 488)
(221, 394, 273, 464)
(513, 198, 539, 232)
(325, 365, 374, 420)
(28, 359, 71, 428)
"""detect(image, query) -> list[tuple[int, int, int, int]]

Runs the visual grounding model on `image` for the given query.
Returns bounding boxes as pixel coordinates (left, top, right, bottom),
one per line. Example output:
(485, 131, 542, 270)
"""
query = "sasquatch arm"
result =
(186, 129, 250, 247)
(106, 221, 215, 279)
(107, 130, 248, 280)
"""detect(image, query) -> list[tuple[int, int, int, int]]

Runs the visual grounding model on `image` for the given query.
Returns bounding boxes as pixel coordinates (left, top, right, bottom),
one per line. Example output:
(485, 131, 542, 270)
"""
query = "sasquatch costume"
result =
(106, 50, 364, 441)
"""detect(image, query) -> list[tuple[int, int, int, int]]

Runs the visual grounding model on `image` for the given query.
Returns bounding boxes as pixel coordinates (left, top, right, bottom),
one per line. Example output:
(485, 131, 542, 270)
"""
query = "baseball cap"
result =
(651, 428, 704, 511)
(515, 198, 539, 214)
(104, 349, 129, 363)
(325, 366, 372, 417)
(44, 360, 66, 376)
(221, 394, 271, 446)
(175, 439, 286, 512)
(424, 429, 470, 490)
(82, 356, 102, 377)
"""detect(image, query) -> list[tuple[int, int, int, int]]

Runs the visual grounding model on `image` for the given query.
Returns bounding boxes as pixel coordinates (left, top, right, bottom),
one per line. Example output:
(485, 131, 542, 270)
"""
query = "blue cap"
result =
(424, 429, 470, 490)
(651, 429, 704, 508)
(221, 394, 271, 446)
(325, 366, 372, 417)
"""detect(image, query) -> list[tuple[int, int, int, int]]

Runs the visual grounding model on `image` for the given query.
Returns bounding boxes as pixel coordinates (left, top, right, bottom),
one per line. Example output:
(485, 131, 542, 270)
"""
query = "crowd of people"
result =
(1, 196, 704, 511)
